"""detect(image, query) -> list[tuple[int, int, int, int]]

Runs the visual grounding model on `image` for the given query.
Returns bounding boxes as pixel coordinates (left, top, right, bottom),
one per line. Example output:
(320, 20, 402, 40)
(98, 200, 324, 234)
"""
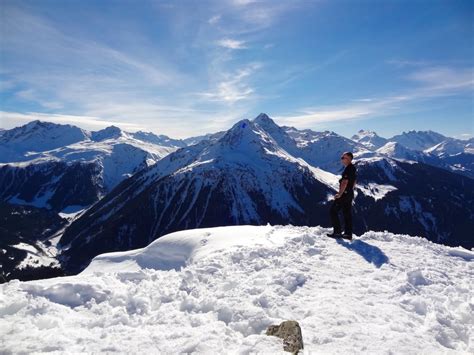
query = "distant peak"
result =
(104, 125, 121, 131)
(24, 120, 57, 128)
(356, 129, 377, 136)
(91, 125, 123, 141)
(252, 113, 277, 126)
(254, 112, 270, 120)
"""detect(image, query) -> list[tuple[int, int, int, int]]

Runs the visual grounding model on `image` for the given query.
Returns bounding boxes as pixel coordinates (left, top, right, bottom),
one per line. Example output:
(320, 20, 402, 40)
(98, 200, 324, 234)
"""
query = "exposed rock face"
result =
(266, 320, 304, 353)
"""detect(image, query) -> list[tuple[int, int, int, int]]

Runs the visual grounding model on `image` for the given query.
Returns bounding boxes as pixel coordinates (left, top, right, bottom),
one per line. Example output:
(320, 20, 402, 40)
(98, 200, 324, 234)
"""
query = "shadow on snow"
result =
(336, 239, 389, 268)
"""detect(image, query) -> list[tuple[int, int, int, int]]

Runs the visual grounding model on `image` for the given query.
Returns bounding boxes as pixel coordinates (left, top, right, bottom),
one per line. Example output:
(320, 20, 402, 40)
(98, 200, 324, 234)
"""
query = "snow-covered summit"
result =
(0, 120, 90, 159)
(352, 129, 388, 150)
(375, 141, 422, 161)
(389, 130, 448, 151)
(1, 224, 472, 353)
(215, 116, 293, 159)
(91, 125, 125, 141)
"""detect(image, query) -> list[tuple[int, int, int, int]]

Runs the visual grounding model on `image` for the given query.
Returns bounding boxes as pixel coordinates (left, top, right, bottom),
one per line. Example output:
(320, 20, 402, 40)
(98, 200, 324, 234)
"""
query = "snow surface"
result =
(1, 225, 472, 353)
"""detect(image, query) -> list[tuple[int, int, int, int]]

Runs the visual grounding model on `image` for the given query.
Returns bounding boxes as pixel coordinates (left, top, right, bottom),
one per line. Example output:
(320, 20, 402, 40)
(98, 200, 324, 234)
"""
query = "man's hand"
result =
(334, 193, 341, 199)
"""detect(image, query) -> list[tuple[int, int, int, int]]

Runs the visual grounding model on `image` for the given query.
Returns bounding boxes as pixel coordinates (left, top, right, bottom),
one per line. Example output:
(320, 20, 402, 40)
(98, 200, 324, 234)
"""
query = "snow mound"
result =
(1, 225, 473, 353)
(81, 224, 286, 274)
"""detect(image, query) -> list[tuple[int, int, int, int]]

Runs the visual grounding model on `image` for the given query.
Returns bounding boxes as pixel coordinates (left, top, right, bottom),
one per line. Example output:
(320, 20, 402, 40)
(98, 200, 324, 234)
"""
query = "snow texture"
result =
(1, 225, 472, 353)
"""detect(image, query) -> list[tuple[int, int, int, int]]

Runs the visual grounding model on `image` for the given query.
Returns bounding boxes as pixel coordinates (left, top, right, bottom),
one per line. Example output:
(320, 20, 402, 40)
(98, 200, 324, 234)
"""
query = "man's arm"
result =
(335, 179, 348, 198)
(339, 179, 348, 194)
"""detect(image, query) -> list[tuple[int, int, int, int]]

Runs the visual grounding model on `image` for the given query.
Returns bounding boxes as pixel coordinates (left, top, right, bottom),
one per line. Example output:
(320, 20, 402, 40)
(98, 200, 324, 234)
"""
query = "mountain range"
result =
(1, 114, 473, 280)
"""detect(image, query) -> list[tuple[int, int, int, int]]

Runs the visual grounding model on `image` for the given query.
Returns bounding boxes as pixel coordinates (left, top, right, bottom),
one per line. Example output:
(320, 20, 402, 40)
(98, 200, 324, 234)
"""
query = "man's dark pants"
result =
(330, 190, 354, 235)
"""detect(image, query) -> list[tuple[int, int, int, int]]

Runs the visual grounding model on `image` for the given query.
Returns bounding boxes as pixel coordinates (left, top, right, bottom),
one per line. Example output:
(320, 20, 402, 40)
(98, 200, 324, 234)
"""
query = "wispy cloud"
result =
(191, 62, 263, 104)
(0, 111, 145, 131)
(274, 65, 474, 128)
(208, 14, 221, 25)
(407, 66, 474, 91)
(216, 38, 248, 49)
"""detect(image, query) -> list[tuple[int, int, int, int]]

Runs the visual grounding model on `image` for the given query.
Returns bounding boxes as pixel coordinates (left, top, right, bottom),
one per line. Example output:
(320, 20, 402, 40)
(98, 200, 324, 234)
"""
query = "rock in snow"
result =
(1, 224, 472, 353)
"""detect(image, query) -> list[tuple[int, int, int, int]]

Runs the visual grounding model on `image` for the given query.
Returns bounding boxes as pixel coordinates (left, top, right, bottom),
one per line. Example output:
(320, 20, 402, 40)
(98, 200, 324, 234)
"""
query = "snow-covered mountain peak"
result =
(352, 129, 388, 150)
(390, 130, 448, 151)
(2, 120, 88, 141)
(252, 113, 282, 134)
(216, 119, 275, 151)
(376, 141, 414, 156)
(0, 120, 90, 156)
(91, 125, 125, 141)
(252, 112, 274, 126)
(352, 129, 378, 140)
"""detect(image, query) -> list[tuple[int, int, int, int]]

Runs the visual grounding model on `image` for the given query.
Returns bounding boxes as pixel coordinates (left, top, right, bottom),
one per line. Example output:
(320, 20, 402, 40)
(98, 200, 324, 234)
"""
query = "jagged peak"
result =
(252, 113, 280, 130)
(356, 129, 377, 135)
(397, 129, 445, 137)
(253, 112, 271, 122)
(22, 120, 67, 130)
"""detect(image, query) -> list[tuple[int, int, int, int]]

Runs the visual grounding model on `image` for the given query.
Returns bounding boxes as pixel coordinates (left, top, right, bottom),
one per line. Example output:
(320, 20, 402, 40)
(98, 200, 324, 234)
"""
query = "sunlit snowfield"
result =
(1, 225, 472, 353)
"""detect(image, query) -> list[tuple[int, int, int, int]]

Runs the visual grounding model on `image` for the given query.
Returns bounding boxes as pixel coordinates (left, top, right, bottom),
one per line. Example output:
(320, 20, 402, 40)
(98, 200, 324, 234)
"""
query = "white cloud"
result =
(191, 62, 263, 104)
(208, 14, 221, 24)
(15, 89, 64, 110)
(231, 0, 258, 5)
(216, 38, 248, 49)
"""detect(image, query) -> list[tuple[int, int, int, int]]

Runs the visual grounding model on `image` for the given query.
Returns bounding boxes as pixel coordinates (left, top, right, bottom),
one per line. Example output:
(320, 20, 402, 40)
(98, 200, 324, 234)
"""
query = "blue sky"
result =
(0, 0, 472, 139)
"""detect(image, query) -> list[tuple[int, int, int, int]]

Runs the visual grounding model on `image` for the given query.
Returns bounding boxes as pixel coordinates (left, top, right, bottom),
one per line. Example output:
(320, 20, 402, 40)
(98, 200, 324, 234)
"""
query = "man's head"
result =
(340, 151, 353, 166)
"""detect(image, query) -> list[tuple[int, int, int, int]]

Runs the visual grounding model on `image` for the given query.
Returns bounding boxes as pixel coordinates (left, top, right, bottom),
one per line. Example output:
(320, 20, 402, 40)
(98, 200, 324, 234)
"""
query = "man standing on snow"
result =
(327, 151, 357, 240)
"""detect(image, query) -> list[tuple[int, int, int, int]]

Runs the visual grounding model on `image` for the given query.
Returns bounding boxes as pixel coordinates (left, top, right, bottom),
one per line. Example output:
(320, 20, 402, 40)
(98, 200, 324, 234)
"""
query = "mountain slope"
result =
(353, 156, 474, 249)
(0, 121, 184, 280)
(0, 202, 66, 282)
(1, 225, 472, 353)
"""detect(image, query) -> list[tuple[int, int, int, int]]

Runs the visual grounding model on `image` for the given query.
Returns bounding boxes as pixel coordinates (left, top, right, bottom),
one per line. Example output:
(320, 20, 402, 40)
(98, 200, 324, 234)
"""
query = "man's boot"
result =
(342, 233, 353, 240)
(326, 230, 342, 238)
